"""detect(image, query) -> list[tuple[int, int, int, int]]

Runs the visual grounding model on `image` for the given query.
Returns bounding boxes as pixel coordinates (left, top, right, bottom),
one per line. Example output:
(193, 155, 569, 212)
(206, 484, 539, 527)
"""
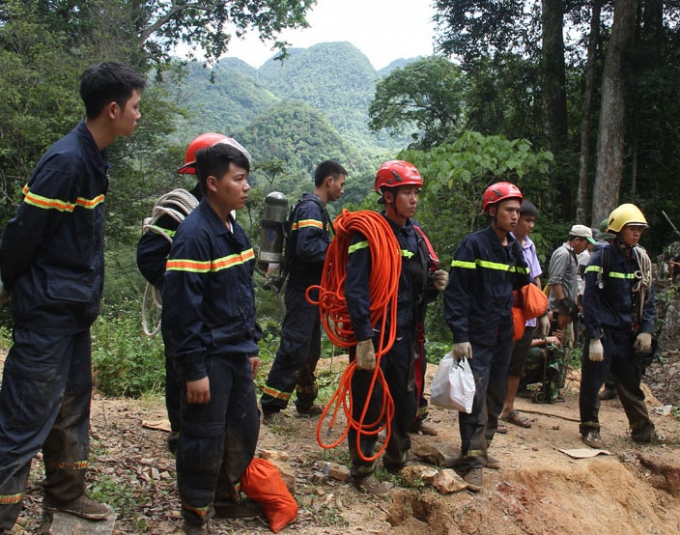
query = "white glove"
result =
(538, 314, 550, 339)
(355, 339, 376, 371)
(588, 339, 604, 362)
(633, 332, 652, 353)
(452, 342, 473, 361)
(431, 269, 449, 291)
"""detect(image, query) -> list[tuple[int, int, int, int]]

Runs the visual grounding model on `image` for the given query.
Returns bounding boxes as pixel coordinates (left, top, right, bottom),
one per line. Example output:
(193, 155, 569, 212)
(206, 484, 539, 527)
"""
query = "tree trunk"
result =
(542, 0, 570, 217)
(592, 0, 637, 225)
(576, 0, 603, 226)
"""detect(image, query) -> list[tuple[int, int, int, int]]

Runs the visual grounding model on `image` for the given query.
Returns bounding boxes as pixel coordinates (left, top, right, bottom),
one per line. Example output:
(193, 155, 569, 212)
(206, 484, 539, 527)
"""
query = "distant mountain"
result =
(235, 100, 374, 179)
(176, 60, 280, 135)
(378, 57, 424, 77)
(171, 42, 422, 202)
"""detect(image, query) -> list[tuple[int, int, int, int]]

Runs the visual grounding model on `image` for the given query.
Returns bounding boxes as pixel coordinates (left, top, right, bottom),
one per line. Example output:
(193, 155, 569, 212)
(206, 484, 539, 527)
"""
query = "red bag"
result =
(241, 458, 298, 533)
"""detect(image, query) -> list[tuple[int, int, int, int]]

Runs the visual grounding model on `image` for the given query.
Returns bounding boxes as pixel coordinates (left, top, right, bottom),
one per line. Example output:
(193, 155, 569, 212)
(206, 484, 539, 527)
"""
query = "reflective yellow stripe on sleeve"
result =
(451, 258, 529, 274)
(292, 219, 324, 231)
(0, 492, 24, 504)
(584, 265, 636, 279)
(166, 248, 255, 273)
(348, 240, 369, 254)
(22, 184, 105, 212)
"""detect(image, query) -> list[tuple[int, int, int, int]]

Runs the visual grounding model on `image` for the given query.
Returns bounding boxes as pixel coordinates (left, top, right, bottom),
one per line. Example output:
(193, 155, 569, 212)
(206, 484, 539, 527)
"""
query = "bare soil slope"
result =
(4, 353, 680, 535)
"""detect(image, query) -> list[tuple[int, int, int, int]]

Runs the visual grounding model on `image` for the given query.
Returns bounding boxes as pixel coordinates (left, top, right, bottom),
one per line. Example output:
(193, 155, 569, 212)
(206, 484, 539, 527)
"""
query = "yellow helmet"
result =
(606, 203, 648, 233)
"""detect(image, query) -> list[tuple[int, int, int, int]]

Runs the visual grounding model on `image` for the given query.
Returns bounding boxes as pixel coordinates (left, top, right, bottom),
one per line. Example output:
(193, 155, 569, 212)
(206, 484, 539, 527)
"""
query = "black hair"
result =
(520, 200, 538, 217)
(79, 62, 146, 119)
(195, 143, 251, 193)
(314, 160, 347, 187)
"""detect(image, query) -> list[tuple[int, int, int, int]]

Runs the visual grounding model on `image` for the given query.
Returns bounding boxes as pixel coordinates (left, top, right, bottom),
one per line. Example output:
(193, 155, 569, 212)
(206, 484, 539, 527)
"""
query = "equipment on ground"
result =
(520, 344, 568, 403)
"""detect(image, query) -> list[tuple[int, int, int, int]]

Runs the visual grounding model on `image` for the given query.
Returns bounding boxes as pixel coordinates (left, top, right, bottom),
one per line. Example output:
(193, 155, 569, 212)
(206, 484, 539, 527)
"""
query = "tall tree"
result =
(368, 56, 467, 150)
(591, 0, 637, 224)
(576, 0, 603, 225)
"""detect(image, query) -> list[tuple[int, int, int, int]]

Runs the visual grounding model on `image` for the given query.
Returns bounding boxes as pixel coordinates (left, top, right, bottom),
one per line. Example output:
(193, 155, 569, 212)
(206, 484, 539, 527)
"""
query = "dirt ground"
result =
(4, 350, 680, 535)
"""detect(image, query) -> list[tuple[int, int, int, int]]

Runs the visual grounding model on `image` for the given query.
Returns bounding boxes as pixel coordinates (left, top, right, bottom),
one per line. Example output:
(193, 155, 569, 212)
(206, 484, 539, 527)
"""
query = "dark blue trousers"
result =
(348, 332, 417, 477)
(261, 283, 321, 414)
(457, 336, 513, 473)
(175, 354, 259, 526)
(579, 330, 653, 437)
(0, 328, 92, 530)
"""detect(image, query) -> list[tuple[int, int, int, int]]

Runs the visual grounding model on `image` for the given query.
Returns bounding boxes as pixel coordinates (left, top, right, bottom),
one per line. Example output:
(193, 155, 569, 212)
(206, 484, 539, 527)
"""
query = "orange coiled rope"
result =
(306, 209, 401, 462)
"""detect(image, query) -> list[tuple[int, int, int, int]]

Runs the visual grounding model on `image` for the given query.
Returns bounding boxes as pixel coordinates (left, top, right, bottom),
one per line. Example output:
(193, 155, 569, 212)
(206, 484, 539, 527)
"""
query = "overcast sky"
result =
(223, 0, 438, 70)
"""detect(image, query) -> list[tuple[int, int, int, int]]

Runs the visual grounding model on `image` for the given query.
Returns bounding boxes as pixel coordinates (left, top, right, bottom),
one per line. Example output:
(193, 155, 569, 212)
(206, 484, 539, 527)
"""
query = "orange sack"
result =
(511, 299, 525, 341)
(241, 458, 298, 533)
(519, 282, 549, 320)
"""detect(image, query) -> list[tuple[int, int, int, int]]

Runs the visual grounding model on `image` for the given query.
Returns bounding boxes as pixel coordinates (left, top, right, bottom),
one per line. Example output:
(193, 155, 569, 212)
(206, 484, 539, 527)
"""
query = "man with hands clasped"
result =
(444, 182, 530, 491)
(579, 204, 659, 448)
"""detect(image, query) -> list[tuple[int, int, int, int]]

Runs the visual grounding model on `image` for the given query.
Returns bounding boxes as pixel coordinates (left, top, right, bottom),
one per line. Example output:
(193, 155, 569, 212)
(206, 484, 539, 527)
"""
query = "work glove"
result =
(452, 342, 473, 362)
(355, 339, 376, 371)
(430, 269, 449, 291)
(538, 314, 551, 339)
(588, 339, 604, 362)
(633, 332, 653, 353)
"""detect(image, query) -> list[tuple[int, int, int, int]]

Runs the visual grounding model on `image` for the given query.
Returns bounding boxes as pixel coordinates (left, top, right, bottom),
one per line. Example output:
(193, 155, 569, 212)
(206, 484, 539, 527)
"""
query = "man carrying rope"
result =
(580, 203, 659, 448)
(137, 133, 250, 454)
(444, 182, 529, 492)
(345, 161, 447, 495)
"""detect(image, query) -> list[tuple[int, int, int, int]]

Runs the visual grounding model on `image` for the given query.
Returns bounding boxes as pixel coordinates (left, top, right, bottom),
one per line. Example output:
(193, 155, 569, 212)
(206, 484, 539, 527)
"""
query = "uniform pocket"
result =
(46, 273, 94, 303)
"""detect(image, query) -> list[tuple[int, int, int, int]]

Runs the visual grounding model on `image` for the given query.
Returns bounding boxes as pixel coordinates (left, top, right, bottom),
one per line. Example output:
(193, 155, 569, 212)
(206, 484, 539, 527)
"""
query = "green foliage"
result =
(399, 131, 554, 263)
(369, 56, 468, 149)
(91, 304, 165, 398)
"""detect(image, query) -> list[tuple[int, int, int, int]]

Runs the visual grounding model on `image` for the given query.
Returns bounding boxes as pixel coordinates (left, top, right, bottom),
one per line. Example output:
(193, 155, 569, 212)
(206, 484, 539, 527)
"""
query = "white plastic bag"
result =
(430, 352, 476, 413)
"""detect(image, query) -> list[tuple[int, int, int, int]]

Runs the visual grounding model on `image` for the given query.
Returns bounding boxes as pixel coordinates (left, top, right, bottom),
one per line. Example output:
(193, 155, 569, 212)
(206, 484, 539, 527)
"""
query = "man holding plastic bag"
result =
(443, 183, 530, 491)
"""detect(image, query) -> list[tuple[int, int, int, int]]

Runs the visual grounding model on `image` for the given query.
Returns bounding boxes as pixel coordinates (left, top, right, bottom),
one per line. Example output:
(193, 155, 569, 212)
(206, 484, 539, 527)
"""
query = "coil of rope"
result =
(306, 208, 401, 462)
(141, 189, 199, 336)
(632, 245, 653, 322)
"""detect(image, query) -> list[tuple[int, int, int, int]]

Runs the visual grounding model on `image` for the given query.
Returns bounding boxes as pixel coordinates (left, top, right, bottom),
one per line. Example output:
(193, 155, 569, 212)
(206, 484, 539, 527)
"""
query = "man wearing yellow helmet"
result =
(579, 204, 659, 448)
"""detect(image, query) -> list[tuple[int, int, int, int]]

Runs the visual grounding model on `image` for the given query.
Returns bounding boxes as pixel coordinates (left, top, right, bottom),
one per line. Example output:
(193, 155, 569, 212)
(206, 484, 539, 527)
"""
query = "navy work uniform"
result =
(345, 216, 437, 476)
(0, 121, 108, 529)
(444, 226, 529, 474)
(137, 184, 201, 437)
(261, 194, 332, 415)
(162, 201, 260, 527)
(580, 244, 656, 440)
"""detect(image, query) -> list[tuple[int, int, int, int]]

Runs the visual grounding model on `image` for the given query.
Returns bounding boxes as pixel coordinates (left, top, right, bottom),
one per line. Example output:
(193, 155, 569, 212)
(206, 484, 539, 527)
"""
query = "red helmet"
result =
(178, 133, 227, 174)
(374, 160, 423, 193)
(482, 182, 523, 213)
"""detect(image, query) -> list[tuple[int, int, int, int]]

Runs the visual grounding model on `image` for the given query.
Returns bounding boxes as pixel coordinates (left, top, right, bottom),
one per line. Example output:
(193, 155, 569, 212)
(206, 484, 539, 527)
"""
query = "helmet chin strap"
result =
(616, 233, 632, 250)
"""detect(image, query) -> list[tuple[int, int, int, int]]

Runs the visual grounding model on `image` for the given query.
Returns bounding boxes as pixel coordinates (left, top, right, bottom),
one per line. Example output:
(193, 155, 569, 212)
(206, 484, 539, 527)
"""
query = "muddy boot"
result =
(582, 428, 602, 449)
(484, 455, 500, 470)
(631, 423, 660, 444)
(463, 467, 483, 492)
(351, 475, 393, 497)
(43, 494, 112, 521)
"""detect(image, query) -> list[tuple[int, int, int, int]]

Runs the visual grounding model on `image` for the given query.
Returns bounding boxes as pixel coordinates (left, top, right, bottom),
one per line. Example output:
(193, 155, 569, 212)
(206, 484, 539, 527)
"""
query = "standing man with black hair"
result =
(137, 133, 251, 454)
(498, 200, 549, 432)
(261, 161, 347, 422)
(345, 160, 447, 495)
(162, 141, 261, 534)
(0, 61, 145, 531)
(444, 182, 529, 492)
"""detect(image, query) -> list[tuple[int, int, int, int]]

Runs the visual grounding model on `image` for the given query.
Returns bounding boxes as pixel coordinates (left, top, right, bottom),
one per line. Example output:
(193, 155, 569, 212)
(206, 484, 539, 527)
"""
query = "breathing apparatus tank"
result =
(257, 192, 289, 285)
